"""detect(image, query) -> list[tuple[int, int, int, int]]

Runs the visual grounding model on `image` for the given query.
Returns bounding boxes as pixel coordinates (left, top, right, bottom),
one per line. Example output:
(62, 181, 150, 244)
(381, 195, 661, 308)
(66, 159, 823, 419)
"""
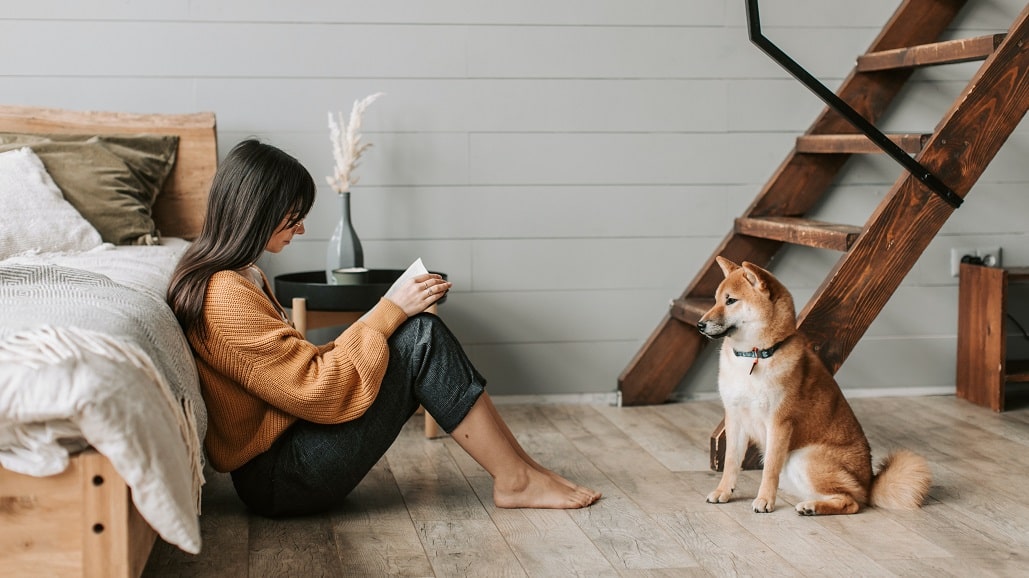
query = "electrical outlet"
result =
(979, 246, 1002, 268)
(950, 246, 1002, 276)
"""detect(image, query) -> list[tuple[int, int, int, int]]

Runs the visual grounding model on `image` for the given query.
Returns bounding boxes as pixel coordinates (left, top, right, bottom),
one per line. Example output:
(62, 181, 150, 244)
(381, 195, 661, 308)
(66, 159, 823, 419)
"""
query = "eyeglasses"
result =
(282, 212, 304, 232)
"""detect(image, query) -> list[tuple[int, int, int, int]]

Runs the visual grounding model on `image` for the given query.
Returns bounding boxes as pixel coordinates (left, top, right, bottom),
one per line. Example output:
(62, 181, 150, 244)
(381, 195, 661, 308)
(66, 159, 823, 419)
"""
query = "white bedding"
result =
(0, 239, 206, 554)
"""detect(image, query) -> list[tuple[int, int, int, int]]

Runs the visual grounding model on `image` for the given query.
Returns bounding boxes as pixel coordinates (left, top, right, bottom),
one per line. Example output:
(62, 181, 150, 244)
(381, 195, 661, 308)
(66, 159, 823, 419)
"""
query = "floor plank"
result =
(466, 475, 620, 578)
(142, 467, 248, 577)
(418, 519, 525, 577)
(385, 418, 492, 523)
(544, 404, 709, 572)
(879, 556, 1029, 578)
(143, 395, 1029, 577)
(653, 510, 799, 577)
(247, 512, 339, 577)
(332, 460, 434, 577)
(812, 508, 950, 561)
(596, 404, 712, 472)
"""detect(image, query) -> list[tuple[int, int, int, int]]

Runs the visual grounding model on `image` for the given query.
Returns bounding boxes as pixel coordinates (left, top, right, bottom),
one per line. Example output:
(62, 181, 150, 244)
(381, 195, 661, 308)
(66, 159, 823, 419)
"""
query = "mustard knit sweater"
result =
(189, 269, 407, 472)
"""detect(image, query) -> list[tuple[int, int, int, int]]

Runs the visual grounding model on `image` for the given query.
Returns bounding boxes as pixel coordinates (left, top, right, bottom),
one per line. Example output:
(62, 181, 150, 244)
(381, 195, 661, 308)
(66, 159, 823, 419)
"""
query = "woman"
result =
(168, 139, 600, 517)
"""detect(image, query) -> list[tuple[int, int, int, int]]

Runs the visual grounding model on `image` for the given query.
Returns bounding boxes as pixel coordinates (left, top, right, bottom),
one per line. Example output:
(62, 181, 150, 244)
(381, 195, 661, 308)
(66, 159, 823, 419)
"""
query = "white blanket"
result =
(0, 241, 206, 554)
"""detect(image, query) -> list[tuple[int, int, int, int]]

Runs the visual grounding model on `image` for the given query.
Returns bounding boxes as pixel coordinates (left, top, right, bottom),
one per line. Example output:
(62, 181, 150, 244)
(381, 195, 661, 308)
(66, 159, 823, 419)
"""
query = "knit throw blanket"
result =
(0, 264, 206, 554)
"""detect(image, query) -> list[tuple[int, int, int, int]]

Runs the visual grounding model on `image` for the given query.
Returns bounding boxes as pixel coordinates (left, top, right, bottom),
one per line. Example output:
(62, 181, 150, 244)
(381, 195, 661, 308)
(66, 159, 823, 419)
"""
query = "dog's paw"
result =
(706, 488, 733, 504)
(752, 497, 775, 513)
(795, 501, 818, 516)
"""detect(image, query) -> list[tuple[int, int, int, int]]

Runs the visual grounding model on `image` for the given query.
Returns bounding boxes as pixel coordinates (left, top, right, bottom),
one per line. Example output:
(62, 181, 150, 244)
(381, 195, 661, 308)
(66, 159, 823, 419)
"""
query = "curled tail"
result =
(869, 449, 932, 510)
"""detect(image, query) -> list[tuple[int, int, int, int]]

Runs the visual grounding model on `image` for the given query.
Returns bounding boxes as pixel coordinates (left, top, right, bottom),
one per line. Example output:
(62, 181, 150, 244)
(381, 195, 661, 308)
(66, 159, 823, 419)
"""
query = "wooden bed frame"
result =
(0, 105, 217, 578)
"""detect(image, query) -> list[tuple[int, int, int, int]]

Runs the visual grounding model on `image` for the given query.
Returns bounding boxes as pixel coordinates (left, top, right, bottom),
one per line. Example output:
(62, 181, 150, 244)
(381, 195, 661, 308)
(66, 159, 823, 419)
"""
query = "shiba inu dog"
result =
(697, 257, 931, 515)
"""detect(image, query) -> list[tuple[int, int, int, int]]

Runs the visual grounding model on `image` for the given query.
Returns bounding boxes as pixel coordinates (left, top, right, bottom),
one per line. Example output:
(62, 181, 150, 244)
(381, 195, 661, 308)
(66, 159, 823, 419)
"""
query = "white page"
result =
(384, 257, 428, 299)
(298, 259, 430, 339)
(355, 258, 429, 323)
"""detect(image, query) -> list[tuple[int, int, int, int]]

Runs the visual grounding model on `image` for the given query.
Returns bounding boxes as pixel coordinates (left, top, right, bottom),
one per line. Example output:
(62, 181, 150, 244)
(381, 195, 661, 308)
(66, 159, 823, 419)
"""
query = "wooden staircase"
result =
(619, 0, 1029, 409)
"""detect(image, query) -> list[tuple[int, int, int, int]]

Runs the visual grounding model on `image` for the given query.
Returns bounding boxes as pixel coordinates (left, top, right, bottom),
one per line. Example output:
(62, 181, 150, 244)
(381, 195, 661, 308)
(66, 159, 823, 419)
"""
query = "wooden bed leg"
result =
(82, 450, 157, 578)
(83, 451, 126, 577)
(1, 449, 157, 578)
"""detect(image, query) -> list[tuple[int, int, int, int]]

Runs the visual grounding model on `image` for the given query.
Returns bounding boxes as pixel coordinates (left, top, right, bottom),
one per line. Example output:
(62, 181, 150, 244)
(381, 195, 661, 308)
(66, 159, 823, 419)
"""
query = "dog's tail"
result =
(869, 449, 932, 510)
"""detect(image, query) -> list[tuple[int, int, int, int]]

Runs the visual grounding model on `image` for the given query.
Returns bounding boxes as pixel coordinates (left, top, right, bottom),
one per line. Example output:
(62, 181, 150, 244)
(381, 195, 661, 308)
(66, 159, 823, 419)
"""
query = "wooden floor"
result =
(142, 394, 1029, 577)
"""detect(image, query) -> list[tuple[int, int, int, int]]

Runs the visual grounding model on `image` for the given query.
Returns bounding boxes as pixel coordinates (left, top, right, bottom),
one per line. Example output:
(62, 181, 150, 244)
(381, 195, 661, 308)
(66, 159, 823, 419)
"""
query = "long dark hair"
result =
(168, 139, 316, 338)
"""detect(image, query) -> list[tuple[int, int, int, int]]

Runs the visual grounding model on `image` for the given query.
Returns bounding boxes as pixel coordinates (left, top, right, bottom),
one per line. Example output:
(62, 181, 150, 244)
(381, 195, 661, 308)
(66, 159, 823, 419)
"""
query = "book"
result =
(384, 258, 428, 300)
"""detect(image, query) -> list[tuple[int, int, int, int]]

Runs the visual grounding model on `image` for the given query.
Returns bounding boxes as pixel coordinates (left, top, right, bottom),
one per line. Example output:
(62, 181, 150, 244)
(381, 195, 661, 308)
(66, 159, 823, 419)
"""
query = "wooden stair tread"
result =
(799, 9, 1029, 370)
(620, 1, 1029, 408)
(735, 216, 862, 251)
(1006, 267, 1029, 281)
(858, 33, 1006, 71)
(1007, 360, 1029, 382)
(669, 297, 714, 326)
(796, 133, 931, 154)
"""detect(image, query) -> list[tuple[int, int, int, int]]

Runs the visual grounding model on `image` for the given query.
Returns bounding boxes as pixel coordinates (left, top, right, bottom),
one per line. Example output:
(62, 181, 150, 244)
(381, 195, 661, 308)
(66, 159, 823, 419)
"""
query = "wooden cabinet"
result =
(956, 263, 1029, 411)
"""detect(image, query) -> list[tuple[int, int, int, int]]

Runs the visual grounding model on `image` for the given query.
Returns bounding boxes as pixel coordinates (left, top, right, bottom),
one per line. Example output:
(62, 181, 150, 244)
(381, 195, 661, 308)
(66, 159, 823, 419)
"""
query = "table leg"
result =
(423, 411, 442, 438)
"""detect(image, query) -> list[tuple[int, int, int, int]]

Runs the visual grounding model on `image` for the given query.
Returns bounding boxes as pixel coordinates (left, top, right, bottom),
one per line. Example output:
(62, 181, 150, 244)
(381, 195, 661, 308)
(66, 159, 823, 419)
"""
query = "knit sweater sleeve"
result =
(195, 271, 408, 424)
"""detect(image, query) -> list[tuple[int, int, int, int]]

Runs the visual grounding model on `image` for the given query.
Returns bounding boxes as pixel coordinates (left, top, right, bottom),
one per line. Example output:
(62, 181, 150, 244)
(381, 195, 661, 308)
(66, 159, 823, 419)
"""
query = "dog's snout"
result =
(697, 317, 732, 339)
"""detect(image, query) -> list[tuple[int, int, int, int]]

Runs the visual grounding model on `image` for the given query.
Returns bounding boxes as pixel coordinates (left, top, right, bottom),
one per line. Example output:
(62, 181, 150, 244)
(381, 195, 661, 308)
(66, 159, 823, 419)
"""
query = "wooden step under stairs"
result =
(619, 0, 1029, 430)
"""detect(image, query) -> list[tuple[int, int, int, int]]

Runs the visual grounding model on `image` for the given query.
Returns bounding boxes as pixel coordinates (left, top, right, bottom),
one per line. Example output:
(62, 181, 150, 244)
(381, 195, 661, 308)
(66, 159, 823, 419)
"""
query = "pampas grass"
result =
(327, 92, 384, 193)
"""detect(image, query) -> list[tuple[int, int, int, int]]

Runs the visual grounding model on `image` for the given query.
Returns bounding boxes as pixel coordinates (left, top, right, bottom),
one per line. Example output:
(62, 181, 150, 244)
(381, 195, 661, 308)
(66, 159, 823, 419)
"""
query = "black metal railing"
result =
(745, 0, 963, 208)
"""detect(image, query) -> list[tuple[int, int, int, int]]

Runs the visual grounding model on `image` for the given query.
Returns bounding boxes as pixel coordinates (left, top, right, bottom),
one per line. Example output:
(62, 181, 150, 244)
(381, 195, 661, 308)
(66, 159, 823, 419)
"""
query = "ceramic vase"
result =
(325, 192, 364, 284)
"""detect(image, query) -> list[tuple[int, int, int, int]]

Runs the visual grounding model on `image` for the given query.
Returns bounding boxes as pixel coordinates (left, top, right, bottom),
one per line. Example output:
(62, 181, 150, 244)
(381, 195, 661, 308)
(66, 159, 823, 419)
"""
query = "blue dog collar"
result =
(733, 339, 788, 374)
(732, 342, 783, 359)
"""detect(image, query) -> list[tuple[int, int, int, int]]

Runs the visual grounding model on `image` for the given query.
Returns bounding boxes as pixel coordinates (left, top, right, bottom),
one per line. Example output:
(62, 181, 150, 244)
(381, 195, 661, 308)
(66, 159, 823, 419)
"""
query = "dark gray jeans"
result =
(230, 313, 485, 517)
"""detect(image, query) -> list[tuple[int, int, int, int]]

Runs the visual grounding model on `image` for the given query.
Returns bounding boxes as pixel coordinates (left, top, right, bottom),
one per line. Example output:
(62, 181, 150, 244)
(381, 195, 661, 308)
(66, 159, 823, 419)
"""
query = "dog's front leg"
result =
(707, 413, 747, 504)
(752, 420, 791, 513)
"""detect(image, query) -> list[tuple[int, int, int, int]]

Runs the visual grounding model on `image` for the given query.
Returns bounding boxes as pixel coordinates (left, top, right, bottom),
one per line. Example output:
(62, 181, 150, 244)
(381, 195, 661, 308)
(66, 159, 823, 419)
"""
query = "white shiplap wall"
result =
(2, 0, 1026, 398)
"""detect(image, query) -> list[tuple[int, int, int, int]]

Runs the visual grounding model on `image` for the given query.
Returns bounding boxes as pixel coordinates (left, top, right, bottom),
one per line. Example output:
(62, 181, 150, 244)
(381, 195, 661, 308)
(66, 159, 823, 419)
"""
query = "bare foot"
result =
(536, 467, 602, 502)
(517, 453, 602, 501)
(493, 467, 600, 509)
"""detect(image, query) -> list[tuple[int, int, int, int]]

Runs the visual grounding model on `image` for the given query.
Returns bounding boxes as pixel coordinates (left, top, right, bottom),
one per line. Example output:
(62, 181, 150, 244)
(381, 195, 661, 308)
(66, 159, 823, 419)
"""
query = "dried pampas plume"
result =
(327, 92, 384, 193)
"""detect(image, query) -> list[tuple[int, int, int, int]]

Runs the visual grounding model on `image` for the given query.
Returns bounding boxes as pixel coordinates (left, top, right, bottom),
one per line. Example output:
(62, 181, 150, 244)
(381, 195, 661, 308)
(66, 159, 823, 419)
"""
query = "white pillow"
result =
(0, 147, 102, 259)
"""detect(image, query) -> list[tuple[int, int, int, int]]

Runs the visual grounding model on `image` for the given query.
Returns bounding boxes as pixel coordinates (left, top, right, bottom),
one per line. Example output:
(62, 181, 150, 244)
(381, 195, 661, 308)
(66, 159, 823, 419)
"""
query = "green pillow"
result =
(0, 133, 178, 245)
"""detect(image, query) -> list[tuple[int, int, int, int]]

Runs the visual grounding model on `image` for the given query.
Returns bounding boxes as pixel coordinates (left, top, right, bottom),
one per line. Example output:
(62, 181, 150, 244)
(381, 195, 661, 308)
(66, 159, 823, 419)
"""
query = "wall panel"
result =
(2, 0, 1026, 398)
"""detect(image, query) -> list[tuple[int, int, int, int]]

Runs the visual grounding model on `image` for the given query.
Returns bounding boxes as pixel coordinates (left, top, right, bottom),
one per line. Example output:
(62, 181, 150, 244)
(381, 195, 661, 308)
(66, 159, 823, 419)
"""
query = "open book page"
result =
(385, 258, 428, 299)
(357, 258, 428, 322)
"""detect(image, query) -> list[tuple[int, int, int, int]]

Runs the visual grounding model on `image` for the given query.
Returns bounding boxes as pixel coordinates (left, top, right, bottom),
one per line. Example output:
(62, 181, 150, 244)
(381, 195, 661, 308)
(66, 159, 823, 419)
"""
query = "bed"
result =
(0, 105, 217, 577)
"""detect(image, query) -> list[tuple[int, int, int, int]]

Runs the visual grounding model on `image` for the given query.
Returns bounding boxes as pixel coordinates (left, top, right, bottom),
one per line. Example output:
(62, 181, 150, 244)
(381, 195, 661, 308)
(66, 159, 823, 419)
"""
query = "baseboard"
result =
(839, 386, 956, 398)
(671, 386, 955, 403)
(490, 386, 955, 407)
(490, 392, 622, 406)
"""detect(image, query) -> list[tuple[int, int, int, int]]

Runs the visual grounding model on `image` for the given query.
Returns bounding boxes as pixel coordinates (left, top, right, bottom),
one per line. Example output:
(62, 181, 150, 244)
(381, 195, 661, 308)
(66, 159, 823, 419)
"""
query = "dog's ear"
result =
(741, 262, 774, 294)
(715, 256, 740, 277)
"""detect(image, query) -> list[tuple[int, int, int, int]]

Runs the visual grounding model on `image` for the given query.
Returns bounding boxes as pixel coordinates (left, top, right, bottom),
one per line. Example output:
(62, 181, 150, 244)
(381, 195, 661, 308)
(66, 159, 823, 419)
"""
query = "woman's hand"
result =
(388, 273, 451, 317)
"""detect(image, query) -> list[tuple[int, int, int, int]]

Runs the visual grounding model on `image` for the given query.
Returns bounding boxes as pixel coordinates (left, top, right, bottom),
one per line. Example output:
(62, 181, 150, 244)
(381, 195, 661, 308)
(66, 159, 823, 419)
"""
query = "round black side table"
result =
(274, 269, 448, 331)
